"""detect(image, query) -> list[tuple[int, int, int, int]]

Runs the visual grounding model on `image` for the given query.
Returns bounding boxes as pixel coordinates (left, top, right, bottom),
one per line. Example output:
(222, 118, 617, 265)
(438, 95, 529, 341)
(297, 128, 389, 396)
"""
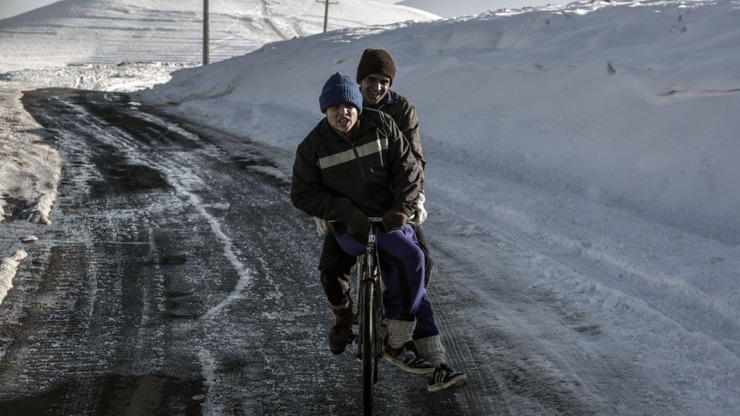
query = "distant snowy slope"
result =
(0, 0, 439, 72)
(398, 0, 564, 18)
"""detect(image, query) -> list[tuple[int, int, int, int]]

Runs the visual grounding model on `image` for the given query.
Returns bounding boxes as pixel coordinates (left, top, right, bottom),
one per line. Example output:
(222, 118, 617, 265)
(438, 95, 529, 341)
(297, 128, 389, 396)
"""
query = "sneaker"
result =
(427, 364, 468, 392)
(384, 341, 435, 374)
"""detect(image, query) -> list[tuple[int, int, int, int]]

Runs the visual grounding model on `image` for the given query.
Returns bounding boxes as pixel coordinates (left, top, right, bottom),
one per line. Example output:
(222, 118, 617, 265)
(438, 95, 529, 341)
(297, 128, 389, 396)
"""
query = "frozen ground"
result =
(1, 0, 739, 414)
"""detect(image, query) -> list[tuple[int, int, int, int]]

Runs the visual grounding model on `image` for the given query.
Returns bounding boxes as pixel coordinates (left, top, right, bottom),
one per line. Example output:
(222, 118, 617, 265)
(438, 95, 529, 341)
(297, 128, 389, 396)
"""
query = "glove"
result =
(313, 217, 330, 237)
(382, 210, 408, 231)
(346, 210, 370, 235)
(412, 193, 428, 225)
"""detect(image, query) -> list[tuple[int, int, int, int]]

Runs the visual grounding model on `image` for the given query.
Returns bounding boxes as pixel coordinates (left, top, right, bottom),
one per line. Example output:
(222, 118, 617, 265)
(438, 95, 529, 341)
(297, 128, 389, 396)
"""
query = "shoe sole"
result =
(427, 374, 468, 392)
(383, 355, 436, 375)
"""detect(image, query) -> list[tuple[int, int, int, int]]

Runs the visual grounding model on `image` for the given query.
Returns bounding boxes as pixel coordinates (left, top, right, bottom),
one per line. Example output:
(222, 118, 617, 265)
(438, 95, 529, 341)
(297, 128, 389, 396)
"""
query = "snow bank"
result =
(0, 250, 27, 305)
(139, 0, 740, 245)
(0, 86, 62, 225)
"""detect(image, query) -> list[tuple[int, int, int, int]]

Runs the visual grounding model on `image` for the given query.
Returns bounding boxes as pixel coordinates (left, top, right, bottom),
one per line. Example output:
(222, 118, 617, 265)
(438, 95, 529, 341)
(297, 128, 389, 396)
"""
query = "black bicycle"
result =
(354, 217, 387, 416)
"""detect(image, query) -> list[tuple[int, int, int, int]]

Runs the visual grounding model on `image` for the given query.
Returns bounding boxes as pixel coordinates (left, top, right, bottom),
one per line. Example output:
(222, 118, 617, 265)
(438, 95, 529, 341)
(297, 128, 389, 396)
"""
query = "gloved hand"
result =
(346, 209, 370, 235)
(382, 210, 408, 231)
(412, 193, 428, 225)
(313, 217, 330, 237)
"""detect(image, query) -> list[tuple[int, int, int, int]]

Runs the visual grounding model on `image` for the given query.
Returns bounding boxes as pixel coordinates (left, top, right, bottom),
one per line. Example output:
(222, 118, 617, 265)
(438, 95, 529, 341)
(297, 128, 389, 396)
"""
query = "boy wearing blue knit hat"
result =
(317, 72, 364, 136)
(291, 72, 467, 392)
(319, 72, 364, 115)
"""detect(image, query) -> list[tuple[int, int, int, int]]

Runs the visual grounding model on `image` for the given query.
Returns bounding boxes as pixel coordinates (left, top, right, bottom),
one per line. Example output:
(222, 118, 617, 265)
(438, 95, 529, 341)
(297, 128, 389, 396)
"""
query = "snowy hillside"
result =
(0, 0, 439, 72)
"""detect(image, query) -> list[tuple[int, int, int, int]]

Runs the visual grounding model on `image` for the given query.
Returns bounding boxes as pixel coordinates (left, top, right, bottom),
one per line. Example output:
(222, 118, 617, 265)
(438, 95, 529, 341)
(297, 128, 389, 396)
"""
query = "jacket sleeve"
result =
(384, 118, 422, 216)
(290, 135, 357, 224)
(399, 101, 425, 170)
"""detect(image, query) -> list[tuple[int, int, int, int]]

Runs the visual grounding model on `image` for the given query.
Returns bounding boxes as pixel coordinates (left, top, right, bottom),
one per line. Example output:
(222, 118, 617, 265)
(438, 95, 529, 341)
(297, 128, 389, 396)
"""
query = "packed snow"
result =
(1, 0, 739, 414)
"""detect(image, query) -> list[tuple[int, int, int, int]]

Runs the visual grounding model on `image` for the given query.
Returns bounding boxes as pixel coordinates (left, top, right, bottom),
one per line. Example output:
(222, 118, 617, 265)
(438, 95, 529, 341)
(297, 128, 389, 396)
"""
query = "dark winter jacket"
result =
(374, 90, 425, 169)
(291, 109, 422, 226)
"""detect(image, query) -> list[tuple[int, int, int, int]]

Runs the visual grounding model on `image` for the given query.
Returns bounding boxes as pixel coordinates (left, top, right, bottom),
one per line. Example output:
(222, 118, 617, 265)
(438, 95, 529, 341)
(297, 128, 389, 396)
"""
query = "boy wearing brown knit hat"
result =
(356, 48, 397, 86)
(356, 48, 423, 168)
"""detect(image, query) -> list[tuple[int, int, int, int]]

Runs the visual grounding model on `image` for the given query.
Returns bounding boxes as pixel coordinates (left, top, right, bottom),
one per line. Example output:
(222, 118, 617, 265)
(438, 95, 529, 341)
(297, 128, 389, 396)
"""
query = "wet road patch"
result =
(0, 374, 205, 415)
(110, 164, 168, 191)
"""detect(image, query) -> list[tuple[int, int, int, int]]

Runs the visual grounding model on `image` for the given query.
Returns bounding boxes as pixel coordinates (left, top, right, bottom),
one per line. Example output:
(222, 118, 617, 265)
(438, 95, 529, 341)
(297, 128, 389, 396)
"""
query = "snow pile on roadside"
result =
(139, 0, 740, 245)
(0, 63, 188, 92)
(0, 250, 27, 305)
(0, 86, 62, 225)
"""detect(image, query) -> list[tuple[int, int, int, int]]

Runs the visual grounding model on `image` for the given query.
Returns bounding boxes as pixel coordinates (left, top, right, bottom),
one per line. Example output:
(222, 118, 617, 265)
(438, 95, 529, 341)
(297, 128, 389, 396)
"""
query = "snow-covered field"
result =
(1, 0, 739, 414)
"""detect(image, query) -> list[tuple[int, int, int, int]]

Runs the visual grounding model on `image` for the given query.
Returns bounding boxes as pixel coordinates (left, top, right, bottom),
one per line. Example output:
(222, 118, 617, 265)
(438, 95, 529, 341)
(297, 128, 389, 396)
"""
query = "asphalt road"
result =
(0, 89, 489, 415)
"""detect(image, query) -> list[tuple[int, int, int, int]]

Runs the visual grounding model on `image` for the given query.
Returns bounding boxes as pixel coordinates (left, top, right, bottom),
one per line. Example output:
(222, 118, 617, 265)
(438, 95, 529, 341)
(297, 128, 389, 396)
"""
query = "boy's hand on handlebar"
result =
(382, 210, 407, 231)
(347, 209, 370, 235)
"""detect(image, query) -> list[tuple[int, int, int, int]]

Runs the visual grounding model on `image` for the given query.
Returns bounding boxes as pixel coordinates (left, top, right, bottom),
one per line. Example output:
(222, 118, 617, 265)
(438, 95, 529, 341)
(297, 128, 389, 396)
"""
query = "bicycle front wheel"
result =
(361, 279, 375, 416)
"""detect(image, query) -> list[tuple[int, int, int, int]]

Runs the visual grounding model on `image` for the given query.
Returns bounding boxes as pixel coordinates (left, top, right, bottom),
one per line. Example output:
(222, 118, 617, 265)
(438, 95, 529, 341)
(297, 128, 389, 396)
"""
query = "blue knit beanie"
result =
(319, 72, 363, 114)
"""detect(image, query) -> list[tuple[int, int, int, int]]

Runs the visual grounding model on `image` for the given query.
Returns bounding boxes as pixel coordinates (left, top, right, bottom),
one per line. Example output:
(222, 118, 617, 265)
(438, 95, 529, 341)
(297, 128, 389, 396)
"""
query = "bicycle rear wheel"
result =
(361, 278, 376, 416)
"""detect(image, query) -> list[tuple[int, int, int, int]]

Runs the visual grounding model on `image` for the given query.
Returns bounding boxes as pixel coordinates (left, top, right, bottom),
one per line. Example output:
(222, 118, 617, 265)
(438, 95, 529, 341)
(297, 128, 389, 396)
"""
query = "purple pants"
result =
(334, 224, 439, 338)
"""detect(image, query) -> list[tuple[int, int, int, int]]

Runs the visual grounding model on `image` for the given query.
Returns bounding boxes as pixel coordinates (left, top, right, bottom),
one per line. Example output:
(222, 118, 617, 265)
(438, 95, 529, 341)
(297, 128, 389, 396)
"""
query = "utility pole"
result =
(317, 0, 338, 33)
(203, 0, 209, 65)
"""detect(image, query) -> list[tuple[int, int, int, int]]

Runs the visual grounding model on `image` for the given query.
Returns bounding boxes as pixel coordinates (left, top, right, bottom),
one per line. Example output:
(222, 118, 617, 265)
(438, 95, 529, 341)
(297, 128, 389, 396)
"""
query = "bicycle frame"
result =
(355, 217, 386, 416)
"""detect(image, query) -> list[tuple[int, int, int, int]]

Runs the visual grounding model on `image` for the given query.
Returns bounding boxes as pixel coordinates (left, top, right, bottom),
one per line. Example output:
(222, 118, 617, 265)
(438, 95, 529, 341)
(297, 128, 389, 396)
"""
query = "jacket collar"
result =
(375, 90, 397, 110)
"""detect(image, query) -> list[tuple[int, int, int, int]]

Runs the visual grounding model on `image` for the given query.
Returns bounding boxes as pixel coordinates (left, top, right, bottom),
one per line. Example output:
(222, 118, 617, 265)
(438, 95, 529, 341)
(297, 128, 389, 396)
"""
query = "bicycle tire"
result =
(361, 278, 375, 416)
(373, 276, 384, 382)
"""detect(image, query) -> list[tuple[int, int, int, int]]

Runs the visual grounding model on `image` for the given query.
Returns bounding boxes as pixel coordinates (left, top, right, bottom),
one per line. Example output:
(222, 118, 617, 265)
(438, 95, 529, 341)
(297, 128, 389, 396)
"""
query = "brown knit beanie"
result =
(356, 48, 397, 85)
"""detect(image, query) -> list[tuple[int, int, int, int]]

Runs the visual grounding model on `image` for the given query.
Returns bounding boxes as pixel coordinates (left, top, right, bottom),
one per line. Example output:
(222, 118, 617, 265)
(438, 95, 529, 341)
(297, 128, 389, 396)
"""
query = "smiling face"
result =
(326, 104, 359, 135)
(360, 73, 391, 108)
